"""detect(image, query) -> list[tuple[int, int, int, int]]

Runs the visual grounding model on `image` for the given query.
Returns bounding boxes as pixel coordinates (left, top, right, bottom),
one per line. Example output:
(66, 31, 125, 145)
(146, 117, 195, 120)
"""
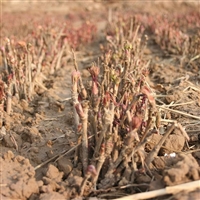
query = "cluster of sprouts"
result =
(71, 17, 162, 194)
(0, 21, 96, 118)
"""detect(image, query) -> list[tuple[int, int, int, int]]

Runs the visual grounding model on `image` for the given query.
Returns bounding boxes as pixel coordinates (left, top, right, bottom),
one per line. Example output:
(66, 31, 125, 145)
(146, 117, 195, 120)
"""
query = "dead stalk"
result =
(161, 101, 194, 107)
(113, 180, 200, 200)
(157, 105, 200, 120)
(177, 123, 190, 141)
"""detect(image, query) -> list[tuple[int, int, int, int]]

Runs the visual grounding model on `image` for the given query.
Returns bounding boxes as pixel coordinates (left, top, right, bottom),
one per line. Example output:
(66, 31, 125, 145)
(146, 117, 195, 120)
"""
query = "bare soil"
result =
(0, 1, 200, 200)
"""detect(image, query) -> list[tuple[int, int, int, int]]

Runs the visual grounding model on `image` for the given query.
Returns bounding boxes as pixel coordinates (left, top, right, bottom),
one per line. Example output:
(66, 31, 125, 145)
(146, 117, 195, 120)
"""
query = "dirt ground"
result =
(0, 1, 200, 200)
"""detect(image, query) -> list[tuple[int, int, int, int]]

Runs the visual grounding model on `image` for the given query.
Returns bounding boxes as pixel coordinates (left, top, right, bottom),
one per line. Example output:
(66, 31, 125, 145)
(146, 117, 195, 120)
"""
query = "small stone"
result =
(3, 131, 22, 149)
(45, 164, 63, 181)
(46, 164, 60, 179)
(3, 150, 14, 160)
(57, 157, 73, 176)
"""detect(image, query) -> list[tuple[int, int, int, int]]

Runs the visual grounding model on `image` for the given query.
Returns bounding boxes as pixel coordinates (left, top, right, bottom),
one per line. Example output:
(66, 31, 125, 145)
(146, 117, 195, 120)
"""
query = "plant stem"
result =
(92, 148, 105, 187)
(73, 134, 81, 167)
(71, 52, 81, 167)
(55, 44, 66, 70)
(79, 173, 91, 196)
(112, 125, 119, 162)
(36, 49, 45, 76)
(90, 112, 98, 143)
(6, 82, 12, 115)
(27, 50, 33, 99)
(81, 101, 89, 175)
(93, 103, 114, 158)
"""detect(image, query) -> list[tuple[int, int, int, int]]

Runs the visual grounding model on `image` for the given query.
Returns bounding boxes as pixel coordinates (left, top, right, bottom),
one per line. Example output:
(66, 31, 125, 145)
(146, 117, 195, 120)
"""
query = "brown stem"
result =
(92, 105, 115, 187)
(81, 101, 89, 175)
(1, 49, 8, 75)
(141, 106, 157, 142)
(10, 58, 19, 100)
(79, 173, 91, 196)
(71, 57, 81, 166)
(93, 103, 114, 158)
(55, 44, 66, 70)
(73, 134, 81, 167)
(90, 92, 99, 142)
(50, 54, 59, 74)
(72, 100, 79, 167)
(105, 130, 149, 179)
(112, 125, 119, 162)
(27, 51, 33, 99)
(92, 152, 105, 187)
(79, 165, 97, 196)
(72, 49, 78, 71)
(36, 49, 45, 76)
(90, 112, 98, 142)
(51, 27, 64, 55)
(23, 81, 27, 100)
(129, 17, 134, 40)
(6, 82, 12, 115)
(0, 104, 4, 128)
(93, 122, 107, 158)
(79, 76, 87, 99)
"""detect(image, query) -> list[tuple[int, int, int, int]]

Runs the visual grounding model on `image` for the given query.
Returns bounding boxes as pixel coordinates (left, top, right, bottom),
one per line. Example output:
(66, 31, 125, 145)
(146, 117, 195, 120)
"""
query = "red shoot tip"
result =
(141, 86, 156, 106)
(71, 70, 81, 83)
(88, 65, 99, 81)
(87, 165, 97, 177)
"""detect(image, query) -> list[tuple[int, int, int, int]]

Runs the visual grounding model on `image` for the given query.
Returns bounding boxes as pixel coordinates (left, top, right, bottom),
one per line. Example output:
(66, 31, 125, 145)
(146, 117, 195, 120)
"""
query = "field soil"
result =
(1, 1, 200, 200)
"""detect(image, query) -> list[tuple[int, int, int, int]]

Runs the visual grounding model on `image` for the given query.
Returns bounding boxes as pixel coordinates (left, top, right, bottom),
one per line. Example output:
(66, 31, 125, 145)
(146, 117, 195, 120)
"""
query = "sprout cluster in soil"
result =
(1, 2, 200, 200)
(70, 15, 200, 197)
